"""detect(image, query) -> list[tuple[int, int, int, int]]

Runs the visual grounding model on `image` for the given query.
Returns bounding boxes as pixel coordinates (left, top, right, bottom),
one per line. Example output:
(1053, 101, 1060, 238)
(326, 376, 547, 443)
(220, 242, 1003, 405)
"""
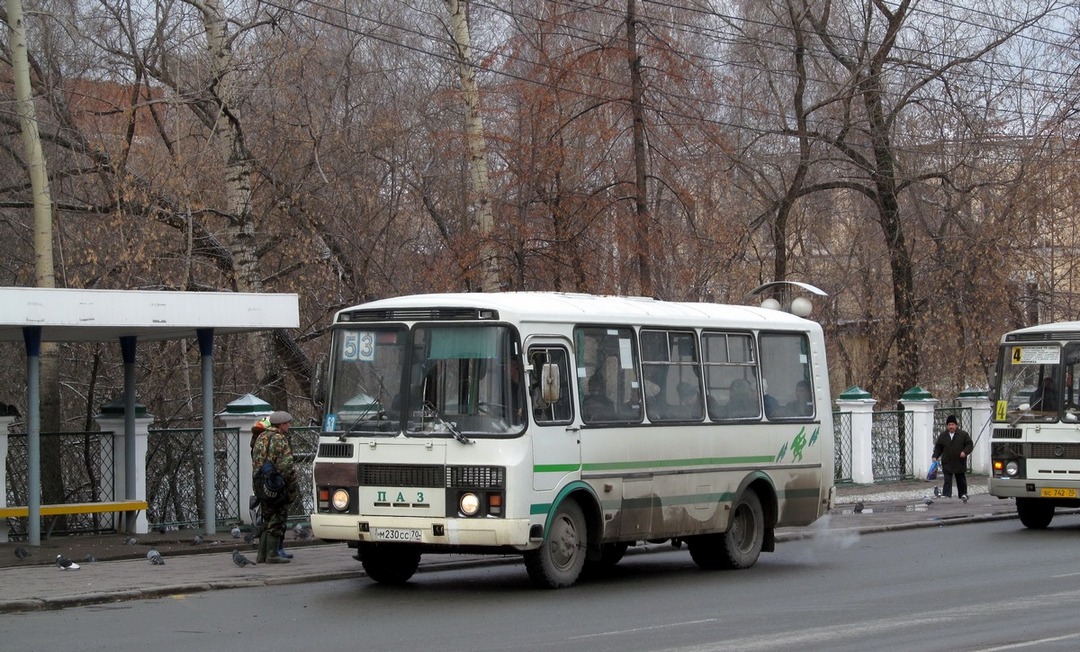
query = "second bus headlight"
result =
(1005, 461, 1020, 477)
(459, 493, 480, 516)
(332, 488, 351, 511)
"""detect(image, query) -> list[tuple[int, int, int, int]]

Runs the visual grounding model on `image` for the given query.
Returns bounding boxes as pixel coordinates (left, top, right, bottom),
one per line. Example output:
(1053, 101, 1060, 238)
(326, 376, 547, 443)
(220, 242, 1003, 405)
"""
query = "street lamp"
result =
(750, 281, 827, 318)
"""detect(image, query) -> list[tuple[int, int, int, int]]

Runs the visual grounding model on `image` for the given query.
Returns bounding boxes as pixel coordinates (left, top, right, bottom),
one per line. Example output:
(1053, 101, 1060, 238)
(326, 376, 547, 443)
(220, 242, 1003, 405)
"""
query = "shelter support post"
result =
(22, 326, 41, 546)
(198, 328, 215, 535)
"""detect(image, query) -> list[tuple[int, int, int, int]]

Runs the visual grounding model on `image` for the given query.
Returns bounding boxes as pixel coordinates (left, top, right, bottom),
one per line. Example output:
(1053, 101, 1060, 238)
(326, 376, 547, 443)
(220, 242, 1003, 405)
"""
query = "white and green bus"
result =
(990, 321, 1080, 528)
(310, 292, 834, 588)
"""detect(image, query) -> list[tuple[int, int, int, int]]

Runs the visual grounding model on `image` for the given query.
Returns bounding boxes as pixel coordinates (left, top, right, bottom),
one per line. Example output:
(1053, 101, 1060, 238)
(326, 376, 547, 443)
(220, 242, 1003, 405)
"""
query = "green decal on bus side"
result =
(775, 426, 821, 462)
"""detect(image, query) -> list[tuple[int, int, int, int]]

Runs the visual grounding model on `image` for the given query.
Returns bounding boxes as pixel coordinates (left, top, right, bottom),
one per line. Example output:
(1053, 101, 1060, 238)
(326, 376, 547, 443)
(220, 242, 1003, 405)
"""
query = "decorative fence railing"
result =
(871, 410, 915, 482)
(4, 431, 117, 536)
(833, 411, 853, 483)
(4, 426, 318, 537)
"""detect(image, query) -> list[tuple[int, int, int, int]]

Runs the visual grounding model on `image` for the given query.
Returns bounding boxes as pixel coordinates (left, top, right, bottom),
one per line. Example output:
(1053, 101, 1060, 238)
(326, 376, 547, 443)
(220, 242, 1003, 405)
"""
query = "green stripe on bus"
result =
(533, 463, 582, 473)
(581, 456, 775, 471)
(532, 456, 775, 475)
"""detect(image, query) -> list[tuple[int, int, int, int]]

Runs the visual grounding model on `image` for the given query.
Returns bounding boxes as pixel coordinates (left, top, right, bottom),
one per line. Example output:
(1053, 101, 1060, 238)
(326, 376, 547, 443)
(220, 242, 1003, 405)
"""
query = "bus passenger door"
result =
(526, 341, 581, 492)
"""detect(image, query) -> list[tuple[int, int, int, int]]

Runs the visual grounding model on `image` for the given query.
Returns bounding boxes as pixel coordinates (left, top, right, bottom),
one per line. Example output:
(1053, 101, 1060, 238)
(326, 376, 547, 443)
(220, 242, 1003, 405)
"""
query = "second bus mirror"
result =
(541, 363, 561, 404)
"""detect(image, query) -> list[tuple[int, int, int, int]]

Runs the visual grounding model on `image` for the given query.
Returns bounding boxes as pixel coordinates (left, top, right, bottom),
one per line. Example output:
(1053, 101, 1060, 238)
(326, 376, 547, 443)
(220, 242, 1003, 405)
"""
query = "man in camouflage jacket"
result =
(251, 410, 298, 563)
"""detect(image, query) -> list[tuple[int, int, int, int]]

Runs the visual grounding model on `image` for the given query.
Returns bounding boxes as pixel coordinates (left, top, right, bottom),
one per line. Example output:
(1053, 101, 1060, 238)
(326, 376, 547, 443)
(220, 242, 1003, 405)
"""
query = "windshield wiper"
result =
(424, 401, 473, 445)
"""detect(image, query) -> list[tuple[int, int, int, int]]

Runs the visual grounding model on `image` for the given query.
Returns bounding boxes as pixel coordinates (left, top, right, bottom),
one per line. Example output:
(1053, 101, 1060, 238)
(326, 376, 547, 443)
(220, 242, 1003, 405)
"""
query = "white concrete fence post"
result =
(836, 386, 876, 484)
(94, 399, 153, 534)
(957, 388, 993, 475)
(216, 394, 272, 525)
(900, 386, 939, 480)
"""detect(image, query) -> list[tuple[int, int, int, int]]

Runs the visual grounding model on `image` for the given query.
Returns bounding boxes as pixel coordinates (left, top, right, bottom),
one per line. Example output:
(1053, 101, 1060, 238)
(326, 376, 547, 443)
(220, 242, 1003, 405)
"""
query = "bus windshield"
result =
(405, 325, 524, 436)
(993, 342, 1080, 423)
(325, 323, 524, 437)
(326, 326, 408, 434)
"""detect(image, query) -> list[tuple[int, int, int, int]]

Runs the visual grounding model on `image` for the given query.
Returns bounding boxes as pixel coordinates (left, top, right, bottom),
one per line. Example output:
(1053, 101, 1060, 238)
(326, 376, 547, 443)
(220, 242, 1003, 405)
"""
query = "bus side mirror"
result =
(541, 363, 561, 404)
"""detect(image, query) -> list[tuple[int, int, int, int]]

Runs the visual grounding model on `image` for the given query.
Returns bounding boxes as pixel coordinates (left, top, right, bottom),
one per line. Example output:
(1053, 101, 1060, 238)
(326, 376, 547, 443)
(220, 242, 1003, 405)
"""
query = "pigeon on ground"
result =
(56, 554, 80, 570)
(191, 534, 204, 545)
(933, 487, 941, 498)
(852, 501, 865, 514)
(232, 549, 255, 567)
(294, 524, 312, 540)
(230, 526, 242, 539)
(14, 547, 30, 560)
(147, 549, 165, 565)
(153, 524, 168, 534)
(924, 496, 934, 506)
(243, 533, 255, 544)
(124, 536, 139, 545)
(83, 554, 98, 563)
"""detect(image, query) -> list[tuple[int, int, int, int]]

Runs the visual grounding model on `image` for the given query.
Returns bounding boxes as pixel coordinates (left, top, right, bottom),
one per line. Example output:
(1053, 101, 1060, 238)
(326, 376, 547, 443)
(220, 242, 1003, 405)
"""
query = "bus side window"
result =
(702, 332, 760, 421)
(759, 332, 814, 420)
(574, 326, 642, 425)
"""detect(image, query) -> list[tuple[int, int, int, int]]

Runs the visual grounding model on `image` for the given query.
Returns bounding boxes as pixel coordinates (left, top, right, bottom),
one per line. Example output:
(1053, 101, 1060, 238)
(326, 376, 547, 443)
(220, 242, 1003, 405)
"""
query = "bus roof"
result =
(1003, 321, 1080, 340)
(336, 292, 818, 331)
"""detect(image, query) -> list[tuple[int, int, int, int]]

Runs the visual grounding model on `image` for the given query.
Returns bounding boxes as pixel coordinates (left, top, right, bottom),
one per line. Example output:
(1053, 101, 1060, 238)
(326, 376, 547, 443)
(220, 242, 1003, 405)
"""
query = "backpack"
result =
(254, 460, 290, 507)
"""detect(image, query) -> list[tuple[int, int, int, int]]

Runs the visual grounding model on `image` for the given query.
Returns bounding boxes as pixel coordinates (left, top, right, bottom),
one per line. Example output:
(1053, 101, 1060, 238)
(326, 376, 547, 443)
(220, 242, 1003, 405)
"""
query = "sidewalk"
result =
(0, 478, 1025, 612)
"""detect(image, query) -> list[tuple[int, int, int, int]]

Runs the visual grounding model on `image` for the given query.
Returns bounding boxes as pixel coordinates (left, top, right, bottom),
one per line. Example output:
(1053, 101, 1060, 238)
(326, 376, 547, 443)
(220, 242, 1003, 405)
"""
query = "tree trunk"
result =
(626, 0, 653, 297)
(446, 0, 501, 292)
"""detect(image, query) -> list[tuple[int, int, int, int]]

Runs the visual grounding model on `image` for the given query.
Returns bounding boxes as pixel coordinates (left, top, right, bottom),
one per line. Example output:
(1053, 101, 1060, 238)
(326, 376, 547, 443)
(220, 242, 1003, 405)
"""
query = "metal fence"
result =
(145, 427, 242, 529)
(4, 431, 117, 536)
(833, 411, 853, 483)
(871, 410, 915, 481)
(4, 426, 318, 538)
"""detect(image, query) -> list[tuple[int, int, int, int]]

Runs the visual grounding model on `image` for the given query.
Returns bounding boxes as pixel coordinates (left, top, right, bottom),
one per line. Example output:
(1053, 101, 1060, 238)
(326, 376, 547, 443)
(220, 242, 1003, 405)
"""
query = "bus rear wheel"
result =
(524, 500, 587, 589)
(1016, 497, 1055, 529)
(689, 491, 764, 570)
(359, 544, 422, 584)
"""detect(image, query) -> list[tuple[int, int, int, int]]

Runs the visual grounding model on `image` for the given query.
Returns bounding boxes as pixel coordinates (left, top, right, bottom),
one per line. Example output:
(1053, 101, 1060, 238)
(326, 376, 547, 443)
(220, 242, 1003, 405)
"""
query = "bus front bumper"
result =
(310, 513, 534, 548)
(990, 477, 1080, 502)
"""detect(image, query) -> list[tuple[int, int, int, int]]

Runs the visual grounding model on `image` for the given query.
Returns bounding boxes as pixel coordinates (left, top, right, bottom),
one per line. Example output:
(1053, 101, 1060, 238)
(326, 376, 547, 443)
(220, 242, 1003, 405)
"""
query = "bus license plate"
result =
(1040, 488, 1077, 498)
(372, 527, 422, 542)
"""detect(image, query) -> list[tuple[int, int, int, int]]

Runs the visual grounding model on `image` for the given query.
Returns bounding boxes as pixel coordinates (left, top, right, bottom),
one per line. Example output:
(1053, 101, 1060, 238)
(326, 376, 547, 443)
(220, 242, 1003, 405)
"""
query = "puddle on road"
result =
(838, 503, 931, 514)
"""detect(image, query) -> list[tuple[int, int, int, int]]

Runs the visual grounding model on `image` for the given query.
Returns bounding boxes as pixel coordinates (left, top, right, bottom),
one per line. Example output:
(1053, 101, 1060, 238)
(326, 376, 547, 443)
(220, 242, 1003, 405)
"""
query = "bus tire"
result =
(524, 500, 587, 588)
(1016, 498, 1055, 529)
(359, 545, 421, 585)
(689, 491, 764, 570)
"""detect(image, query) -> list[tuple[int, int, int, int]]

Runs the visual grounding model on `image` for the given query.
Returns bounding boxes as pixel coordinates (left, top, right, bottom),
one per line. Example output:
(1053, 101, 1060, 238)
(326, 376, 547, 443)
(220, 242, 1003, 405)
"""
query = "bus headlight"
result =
(1005, 461, 1020, 477)
(332, 488, 351, 511)
(459, 493, 480, 516)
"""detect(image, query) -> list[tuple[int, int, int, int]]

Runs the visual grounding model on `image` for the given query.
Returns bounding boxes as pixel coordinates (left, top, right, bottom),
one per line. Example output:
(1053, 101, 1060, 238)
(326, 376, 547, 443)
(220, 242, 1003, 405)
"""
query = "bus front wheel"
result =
(359, 544, 422, 584)
(689, 491, 764, 570)
(525, 500, 587, 589)
(1016, 497, 1055, 529)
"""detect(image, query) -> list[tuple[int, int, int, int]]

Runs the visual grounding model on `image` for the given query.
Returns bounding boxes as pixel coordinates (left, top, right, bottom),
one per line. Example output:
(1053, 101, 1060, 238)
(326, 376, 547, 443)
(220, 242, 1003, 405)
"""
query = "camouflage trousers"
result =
(260, 501, 289, 538)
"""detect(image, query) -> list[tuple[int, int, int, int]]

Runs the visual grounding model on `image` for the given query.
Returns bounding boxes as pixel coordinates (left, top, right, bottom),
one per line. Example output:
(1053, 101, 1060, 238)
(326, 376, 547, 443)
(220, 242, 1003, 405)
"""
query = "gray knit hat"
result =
(269, 410, 293, 425)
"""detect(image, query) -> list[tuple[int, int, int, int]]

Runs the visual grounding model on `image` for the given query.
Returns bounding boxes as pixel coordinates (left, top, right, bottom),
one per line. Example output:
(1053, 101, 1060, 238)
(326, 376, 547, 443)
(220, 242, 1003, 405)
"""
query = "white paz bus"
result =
(990, 321, 1080, 528)
(309, 293, 835, 588)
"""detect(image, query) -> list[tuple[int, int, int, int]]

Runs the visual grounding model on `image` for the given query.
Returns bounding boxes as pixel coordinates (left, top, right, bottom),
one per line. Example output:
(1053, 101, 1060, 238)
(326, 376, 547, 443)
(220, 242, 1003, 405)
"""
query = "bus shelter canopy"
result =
(0, 287, 299, 342)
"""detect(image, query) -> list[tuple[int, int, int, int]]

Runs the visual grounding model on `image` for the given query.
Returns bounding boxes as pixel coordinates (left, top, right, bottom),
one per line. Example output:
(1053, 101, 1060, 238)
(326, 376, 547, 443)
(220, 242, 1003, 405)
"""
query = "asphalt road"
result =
(4, 513, 1080, 652)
